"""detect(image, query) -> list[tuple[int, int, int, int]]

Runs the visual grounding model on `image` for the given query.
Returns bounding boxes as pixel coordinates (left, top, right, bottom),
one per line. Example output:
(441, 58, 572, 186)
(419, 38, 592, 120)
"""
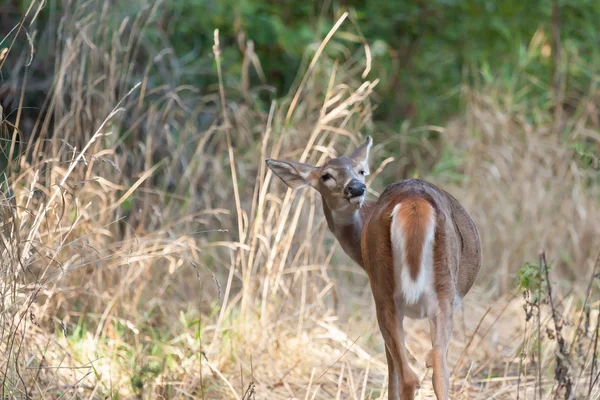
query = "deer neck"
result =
(322, 200, 374, 269)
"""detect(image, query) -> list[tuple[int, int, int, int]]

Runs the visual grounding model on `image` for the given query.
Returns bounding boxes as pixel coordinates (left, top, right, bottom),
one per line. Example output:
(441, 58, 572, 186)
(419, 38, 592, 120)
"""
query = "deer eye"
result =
(359, 170, 367, 176)
(321, 173, 332, 182)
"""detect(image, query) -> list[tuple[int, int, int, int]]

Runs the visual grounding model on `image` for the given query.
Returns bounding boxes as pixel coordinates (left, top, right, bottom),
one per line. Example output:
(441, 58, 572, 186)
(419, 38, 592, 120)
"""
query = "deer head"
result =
(265, 136, 372, 214)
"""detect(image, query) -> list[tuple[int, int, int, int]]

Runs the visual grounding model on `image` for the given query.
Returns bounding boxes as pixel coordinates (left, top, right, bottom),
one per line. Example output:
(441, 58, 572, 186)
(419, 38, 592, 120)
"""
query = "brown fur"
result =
(363, 181, 481, 399)
(359, 180, 481, 399)
(392, 197, 434, 280)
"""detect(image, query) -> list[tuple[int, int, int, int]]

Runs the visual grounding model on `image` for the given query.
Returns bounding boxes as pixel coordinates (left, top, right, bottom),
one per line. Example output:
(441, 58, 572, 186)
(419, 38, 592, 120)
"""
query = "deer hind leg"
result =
(428, 302, 453, 400)
(385, 347, 399, 399)
(375, 298, 419, 400)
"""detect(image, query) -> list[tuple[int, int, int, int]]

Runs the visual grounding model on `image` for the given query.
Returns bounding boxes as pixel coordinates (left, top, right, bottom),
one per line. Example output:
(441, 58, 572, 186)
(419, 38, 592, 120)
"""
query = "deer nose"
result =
(344, 179, 366, 197)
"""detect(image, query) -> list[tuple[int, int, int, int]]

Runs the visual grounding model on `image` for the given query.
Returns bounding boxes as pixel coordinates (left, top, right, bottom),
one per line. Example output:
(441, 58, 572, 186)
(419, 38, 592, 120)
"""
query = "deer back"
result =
(361, 179, 481, 308)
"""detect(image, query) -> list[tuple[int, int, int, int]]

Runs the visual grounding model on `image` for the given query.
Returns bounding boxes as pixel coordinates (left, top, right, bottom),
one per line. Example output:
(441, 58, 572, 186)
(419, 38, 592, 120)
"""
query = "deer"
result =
(265, 136, 481, 400)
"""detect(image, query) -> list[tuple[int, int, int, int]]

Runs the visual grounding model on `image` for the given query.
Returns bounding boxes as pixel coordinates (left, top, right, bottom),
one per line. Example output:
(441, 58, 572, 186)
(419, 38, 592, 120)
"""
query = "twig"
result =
(517, 316, 528, 400)
(211, 29, 245, 352)
(199, 279, 204, 400)
(451, 306, 491, 377)
(269, 358, 302, 389)
(201, 351, 241, 400)
(242, 381, 256, 400)
(542, 252, 572, 399)
(588, 304, 600, 399)
(569, 252, 600, 355)
(54, 371, 92, 400)
(551, 0, 564, 132)
(537, 253, 543, 400)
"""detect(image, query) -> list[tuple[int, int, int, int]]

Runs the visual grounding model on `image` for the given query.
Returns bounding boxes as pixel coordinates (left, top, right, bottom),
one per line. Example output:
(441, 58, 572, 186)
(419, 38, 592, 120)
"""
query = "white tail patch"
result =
(390, 201, 436, 305)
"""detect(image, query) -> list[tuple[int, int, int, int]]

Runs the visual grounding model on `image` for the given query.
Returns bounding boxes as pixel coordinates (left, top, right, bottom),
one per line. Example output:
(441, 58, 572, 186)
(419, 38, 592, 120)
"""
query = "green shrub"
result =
(4, 0, 600, 130)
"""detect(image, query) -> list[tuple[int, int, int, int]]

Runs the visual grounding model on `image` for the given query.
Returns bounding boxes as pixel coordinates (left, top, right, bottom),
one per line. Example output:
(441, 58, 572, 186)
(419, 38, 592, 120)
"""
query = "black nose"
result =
(344, 179, 366, 197)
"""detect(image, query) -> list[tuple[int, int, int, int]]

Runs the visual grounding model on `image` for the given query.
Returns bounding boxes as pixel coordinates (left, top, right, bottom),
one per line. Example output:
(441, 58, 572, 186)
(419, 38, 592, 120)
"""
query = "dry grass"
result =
(0, 2, 599, 399)
(437, 89, 600, 295)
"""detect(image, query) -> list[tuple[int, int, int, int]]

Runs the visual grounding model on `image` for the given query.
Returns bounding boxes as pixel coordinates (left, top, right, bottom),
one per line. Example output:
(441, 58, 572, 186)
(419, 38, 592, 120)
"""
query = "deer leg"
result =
(385, 346, 399, 399)
(428, 303, 453, 400)
(375, 297, 419, 400)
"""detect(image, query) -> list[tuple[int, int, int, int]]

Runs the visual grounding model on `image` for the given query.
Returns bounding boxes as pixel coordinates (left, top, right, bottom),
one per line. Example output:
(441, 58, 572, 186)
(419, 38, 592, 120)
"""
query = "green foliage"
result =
(146, 0, 600, 126)
(7, 0, 600, 129)
(571, 140, 598, 170)
(518, 260, 551, 304)
(570, 140, 600, 189)
(130, 359, 164, 393)
(429, 146, 466, 185)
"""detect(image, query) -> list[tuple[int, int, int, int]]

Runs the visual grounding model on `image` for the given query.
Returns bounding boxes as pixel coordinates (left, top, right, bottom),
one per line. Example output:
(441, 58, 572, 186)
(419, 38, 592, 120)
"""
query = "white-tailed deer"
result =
(265, 136, 481, 400)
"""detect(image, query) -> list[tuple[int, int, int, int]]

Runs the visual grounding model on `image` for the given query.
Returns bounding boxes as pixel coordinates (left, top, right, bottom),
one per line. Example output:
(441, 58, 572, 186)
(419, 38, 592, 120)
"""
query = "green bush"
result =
(148, 0, 600, 126)
(4, 0, 600, 129)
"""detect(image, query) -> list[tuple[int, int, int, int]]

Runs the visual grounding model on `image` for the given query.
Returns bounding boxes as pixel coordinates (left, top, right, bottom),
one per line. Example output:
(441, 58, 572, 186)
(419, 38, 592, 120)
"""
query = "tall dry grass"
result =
(0, 2, 599, 399)
(433, 88, 600, 295)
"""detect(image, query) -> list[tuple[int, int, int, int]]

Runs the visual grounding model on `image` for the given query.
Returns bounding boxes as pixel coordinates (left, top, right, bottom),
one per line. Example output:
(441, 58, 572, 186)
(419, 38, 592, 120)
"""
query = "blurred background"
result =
(1, 0, 599, 398)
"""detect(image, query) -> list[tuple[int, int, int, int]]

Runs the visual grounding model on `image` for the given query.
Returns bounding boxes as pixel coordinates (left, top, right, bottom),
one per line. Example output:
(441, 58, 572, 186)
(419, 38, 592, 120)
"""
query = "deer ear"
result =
(265, 159, 318, 189)
(350, 136, 372, 172)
